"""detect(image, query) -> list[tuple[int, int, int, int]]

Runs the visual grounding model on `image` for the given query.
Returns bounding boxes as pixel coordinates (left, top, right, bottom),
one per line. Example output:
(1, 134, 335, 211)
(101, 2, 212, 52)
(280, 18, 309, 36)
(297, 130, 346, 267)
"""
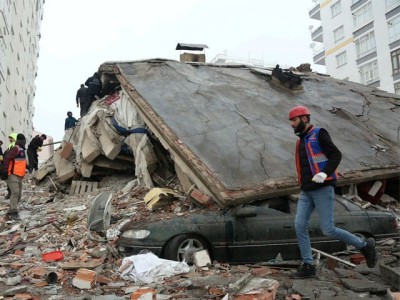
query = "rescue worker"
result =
(7, 133, 17, 149)
(0, 133, 27, 220)
(76, 83, 91, 117)
(65, 111, 78, 131)
(288, 105, 377, 278)
(27, 134, 46, 173)
(2, 133, 17, 199)
(85, 72, 102, 102)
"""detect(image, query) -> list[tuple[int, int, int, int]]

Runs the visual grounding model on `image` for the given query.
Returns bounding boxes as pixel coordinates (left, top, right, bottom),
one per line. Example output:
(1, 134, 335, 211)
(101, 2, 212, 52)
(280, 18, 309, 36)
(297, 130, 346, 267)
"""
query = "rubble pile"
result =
(0, 178, 399, 299)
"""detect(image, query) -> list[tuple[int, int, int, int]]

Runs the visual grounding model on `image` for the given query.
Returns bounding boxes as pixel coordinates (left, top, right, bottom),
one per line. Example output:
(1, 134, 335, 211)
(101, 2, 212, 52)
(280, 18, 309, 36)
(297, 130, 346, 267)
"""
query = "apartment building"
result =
(0, 0, 45, 144)
(309, 0, 400, 94)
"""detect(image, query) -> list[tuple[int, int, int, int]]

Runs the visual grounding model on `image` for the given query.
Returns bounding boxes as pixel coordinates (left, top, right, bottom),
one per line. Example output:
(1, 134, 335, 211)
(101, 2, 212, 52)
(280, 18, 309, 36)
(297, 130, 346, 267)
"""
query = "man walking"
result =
(76, 84, 91, 117)
(27, 134, 46, 173)
(288, 105, 377, 278)
(1, 133, 27, 220)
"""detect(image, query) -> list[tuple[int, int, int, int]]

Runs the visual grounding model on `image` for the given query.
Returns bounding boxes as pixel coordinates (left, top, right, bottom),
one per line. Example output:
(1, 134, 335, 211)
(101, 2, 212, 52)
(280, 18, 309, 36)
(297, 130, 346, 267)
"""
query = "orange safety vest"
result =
(8, 145, 27, 177)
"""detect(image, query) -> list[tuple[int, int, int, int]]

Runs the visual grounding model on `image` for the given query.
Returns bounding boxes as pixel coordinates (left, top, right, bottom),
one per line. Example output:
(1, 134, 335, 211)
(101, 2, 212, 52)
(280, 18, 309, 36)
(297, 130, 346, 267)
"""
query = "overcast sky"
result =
(33, 0, 324, 142)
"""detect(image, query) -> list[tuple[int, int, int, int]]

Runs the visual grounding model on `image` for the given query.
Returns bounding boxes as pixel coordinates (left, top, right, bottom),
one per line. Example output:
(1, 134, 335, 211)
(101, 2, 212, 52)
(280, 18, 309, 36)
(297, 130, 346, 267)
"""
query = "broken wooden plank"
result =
(69, 181, 98, 195)
(311, 248, 356, 267)
(59, 258, 105, 270)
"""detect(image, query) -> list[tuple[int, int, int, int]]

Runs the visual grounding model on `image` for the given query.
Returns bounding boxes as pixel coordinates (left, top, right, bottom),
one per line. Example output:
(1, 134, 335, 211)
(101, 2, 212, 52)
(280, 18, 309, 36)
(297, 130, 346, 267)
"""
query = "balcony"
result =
(311, 26, 323, 42)
(309, 3, 321, 20)
(313, 45, 326, 65)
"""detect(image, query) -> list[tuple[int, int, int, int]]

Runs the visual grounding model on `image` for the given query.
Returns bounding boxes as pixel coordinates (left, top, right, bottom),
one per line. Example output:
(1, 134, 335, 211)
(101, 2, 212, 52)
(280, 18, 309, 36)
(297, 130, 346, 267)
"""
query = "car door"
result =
(227, 206, 299, 263)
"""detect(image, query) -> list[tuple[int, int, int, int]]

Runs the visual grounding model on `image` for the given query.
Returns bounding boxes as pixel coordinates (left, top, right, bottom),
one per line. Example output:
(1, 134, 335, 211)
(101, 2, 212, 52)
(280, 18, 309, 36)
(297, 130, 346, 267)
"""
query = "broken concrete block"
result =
(93, 156, 133, 171)
(189, 188, 213, 207)
(194, 250, 211, 267)
(126, 134, 158, 174)
(175, 162, 193, 192)
(3, 285, 28, 296)
(6, 275, 22, 286)
(72, 268, 97, 289)
(233, 278, 279, 300)
(379, 263, 400, 290)
(130, 287, 156, 300)
(82, 128, 102, 163)
(98, 120, 125, 159)
(53, 150, 76, 182)
(80, 161, 94, 178)
(34, 162, 56, 182)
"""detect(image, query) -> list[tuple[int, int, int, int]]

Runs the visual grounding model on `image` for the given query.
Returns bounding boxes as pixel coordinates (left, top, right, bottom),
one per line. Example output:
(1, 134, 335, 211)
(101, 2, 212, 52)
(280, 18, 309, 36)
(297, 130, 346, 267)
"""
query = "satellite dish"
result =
(87, 192, 113, 232)
(310, 43, 316, 49)
(309, 25, 314, 31)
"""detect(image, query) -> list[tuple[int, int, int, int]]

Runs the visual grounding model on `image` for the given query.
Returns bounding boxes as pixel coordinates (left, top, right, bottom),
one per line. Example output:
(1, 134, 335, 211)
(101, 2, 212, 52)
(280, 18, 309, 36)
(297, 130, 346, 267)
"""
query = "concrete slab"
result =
(100, 59, 400, 206)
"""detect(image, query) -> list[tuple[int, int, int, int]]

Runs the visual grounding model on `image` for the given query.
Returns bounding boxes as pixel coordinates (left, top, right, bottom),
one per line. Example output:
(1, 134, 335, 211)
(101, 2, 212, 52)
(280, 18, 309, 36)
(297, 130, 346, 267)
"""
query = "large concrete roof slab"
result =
(101, 59, 400, 206)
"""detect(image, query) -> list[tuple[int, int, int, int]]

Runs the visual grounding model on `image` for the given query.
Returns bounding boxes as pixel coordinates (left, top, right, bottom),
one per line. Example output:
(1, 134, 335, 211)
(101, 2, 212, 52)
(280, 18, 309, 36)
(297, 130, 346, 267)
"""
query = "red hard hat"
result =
(289, 106, 310, 120)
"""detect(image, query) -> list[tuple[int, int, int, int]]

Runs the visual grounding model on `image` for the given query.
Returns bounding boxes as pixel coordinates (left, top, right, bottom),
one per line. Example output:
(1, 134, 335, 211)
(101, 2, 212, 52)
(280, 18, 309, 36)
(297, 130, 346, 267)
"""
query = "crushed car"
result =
(117, 194, 399, 264)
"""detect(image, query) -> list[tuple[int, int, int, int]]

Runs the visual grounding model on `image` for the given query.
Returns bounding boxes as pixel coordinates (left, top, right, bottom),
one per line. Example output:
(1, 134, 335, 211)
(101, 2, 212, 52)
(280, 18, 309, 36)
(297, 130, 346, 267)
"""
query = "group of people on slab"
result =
(65, 72, 103, 131)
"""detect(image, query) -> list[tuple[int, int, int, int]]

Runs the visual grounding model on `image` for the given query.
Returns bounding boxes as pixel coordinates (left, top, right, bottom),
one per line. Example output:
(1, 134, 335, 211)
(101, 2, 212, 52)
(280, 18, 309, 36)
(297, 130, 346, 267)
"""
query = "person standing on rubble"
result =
(0, 133, 27, 220)
(85, 72, 102, 103)
(76, 83, 91, 117)
(27, 134, 46, 173)
(2, 133, 17, 200)
(65, 111, 78, 131)
(288, 105, 377, 279)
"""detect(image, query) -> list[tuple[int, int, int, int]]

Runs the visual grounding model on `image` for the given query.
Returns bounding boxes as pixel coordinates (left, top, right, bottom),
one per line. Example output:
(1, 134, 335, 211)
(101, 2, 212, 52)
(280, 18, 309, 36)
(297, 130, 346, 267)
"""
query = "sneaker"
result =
(360, 238, 377, 268)
(291, 263, 316, 279)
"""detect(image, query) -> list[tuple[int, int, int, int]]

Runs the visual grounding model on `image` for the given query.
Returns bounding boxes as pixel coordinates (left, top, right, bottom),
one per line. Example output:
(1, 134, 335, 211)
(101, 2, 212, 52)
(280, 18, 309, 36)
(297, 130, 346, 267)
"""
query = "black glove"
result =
(0, 171, 8, 180)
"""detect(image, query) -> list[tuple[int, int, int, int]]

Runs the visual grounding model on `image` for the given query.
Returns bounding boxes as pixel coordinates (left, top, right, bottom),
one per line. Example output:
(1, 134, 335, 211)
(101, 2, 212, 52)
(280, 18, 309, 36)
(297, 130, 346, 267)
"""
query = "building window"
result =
(388, 15, 400, 43)
(334, 26, 344, 42)
(336, 51, 347, 67)
(353, 2, 372, 28)
(394, 82, 400, 94)
(355, 31, 376, 59)
(359, 60, 379, 85)
(391, 48, 400, 74)
(331, 1, 342, 18)
(386, 0, 400, 10)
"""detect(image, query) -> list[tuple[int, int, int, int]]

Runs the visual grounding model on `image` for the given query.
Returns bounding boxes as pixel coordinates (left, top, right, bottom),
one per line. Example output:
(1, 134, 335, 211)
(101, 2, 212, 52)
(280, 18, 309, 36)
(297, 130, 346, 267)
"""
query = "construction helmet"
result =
(289, 106, 310, 120)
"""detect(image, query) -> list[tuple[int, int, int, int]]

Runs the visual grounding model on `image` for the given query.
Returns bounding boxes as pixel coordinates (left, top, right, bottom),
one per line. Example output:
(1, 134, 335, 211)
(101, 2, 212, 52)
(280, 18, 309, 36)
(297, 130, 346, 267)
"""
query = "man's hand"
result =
(312, 172, 327, 183)
(0, 171, 8, 180)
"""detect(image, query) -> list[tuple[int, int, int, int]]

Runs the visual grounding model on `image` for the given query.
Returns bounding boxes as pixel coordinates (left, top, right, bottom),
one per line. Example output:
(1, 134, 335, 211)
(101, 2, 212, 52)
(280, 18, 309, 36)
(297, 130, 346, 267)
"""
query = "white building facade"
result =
(0, 0, 45, 145)
(310, 0, 400, 94)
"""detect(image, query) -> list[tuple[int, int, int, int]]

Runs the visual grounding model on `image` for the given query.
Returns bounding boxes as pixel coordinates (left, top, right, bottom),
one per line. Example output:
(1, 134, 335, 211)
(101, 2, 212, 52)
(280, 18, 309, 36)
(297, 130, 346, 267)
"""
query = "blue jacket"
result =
(65, 116, 78, 131)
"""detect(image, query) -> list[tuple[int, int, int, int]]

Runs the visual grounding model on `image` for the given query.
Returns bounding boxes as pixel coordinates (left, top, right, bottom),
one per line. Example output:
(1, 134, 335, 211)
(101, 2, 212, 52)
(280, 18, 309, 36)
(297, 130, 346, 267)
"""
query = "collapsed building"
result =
(34, 59, 400, 207)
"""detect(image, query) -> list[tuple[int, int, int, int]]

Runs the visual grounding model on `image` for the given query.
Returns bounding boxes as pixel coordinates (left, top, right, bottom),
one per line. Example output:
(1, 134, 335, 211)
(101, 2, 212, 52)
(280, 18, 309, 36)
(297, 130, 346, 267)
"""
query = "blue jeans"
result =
(295, 186, 366, 264)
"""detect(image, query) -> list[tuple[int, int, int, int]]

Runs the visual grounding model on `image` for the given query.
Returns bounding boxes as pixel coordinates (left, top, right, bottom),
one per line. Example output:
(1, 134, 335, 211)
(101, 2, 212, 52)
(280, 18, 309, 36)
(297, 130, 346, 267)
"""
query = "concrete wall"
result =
(0, 0, 45, 143)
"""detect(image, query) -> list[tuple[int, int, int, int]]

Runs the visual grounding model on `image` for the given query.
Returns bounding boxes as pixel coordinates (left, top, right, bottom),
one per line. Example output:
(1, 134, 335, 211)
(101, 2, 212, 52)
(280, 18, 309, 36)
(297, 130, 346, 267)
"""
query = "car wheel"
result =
(163, 234, 209, 264)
